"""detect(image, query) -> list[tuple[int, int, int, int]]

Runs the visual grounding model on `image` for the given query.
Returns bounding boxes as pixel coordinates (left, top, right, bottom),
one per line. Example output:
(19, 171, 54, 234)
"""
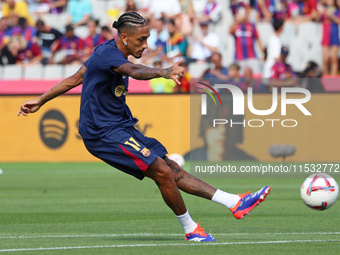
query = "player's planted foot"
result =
(230, 186, 271, 219)
(185, 223, 216, 242)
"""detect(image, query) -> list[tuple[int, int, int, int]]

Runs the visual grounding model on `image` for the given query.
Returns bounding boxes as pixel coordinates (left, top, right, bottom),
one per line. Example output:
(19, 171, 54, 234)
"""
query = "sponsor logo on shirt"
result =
(115, 85, 127, 97)
(235, 30, 253, 37)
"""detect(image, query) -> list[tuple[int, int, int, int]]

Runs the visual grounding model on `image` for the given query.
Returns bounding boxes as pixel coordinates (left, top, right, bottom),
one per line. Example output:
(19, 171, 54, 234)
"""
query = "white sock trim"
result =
(176, 211, 197, 234)
(211, 189, 240, 209)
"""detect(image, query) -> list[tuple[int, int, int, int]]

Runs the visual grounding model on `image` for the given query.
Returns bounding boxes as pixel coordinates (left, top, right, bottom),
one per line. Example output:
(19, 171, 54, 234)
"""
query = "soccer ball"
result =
(300, 173, 339, 210)
(168, 153, 185, 168)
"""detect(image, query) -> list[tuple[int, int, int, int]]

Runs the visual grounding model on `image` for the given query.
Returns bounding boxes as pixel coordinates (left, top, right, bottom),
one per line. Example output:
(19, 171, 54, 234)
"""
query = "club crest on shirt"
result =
(141, 147, 151, 157)
(115, 85, 127, 97)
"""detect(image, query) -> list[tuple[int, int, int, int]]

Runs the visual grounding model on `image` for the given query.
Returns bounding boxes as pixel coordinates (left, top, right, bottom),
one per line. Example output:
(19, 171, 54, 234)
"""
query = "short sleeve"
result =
(54, 29, 63, 40)
(84, 58, 89, 67)
(97, 47, 130, 72)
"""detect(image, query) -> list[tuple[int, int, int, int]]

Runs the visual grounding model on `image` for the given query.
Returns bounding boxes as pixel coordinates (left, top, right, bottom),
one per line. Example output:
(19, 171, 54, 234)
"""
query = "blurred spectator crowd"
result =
(0, 0, 335, 93)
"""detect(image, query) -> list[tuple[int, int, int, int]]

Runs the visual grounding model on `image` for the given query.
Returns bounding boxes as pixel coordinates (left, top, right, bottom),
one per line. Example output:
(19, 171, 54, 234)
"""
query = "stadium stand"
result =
(0, 0, 340, 89)
(23, 65, 43, 79)
(42, 64, 63, 80)
(3, 65, 22, 80)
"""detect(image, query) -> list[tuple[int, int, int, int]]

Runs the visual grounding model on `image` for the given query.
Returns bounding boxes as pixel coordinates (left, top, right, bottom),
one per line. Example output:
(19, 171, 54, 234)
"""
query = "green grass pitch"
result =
(0, 162, 339, 254)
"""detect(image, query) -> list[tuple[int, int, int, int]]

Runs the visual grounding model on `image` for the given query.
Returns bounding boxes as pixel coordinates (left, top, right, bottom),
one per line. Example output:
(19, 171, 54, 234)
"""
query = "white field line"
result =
(0, 232, 339, 240)
(0, 239, 339, 252)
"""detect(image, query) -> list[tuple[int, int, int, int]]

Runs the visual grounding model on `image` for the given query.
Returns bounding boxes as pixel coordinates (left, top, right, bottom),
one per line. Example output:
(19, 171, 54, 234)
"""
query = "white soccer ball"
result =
(168, 153, 185, 168)
(300, 173, 339, 210)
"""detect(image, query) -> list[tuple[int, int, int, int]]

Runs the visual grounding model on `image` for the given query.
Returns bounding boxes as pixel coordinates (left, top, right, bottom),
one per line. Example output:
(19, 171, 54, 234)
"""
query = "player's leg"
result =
(144, 157, 216, 241)
(83, 133, 215, 241)
(131, 127, 270, 219)
(163, 156, 217, 200)
(163, 156, 271, 219)
(330, 46, 339, 76)
(143, 157, 186, 215)
(322, 46, 330, 75)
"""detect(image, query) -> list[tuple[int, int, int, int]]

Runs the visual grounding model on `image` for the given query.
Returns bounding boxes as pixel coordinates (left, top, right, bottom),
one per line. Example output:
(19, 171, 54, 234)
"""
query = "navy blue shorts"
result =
(83, 126, 168, 180)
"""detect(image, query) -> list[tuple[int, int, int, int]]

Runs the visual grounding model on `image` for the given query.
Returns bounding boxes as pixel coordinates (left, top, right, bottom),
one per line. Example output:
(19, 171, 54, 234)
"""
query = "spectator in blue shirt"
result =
(68, 0, 93, 27)
(202, 52, 228, 84)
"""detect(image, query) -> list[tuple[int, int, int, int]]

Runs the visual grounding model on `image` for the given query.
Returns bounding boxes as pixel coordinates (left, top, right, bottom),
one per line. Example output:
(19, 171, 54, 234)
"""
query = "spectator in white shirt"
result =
(187, 21, 219, 62)
(263, 19, 284, 79)
(149, 0, 181, 20)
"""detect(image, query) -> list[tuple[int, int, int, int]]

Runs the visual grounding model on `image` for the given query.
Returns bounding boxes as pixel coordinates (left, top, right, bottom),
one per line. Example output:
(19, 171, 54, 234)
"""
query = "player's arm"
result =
(17, 65, 86, 117)
(328, 11, 340, 24)
(112, 59, 184, 84)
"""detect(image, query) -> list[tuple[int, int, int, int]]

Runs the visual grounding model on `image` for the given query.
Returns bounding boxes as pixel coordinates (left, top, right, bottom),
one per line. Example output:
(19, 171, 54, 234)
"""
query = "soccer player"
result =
(17, 12, 270, 242)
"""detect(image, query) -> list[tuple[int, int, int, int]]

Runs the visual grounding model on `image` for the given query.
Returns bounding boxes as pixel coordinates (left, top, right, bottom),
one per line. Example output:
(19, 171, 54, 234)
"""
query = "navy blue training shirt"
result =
(79, 39, 138, 139)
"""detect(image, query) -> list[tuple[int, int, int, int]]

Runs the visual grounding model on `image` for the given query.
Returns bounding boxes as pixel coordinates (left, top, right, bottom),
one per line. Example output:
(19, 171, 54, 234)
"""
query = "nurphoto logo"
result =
(199, 83, 312, 128)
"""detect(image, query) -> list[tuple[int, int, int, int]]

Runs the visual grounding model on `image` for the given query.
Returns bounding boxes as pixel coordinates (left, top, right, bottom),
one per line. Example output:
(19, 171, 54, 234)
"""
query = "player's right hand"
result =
(17, 98, 42, 117)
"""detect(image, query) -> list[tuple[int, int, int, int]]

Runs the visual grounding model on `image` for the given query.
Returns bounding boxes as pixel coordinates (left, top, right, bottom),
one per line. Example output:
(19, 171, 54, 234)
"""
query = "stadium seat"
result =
(287, 37, 308, 72)
(280, 23, 297, 45)
(64, 65, 81, 78)
(3, 65, 23, 80)
(74, 26, 89, 39)
(23, 65, 43, 79)
(308, 41, 323, 68)
(192, 0, 208, 16)
(297, 22, 319, 43)
(221, 35, 235, 67)
(43, 65, 63, 80)
(92, 0, 109, 25)
(257, 22, 274, 46)
(57, 13, 73, 32)
(52, 50, 67, 64)
(40, 13, 71, 32)
(188, 62, 210, 78)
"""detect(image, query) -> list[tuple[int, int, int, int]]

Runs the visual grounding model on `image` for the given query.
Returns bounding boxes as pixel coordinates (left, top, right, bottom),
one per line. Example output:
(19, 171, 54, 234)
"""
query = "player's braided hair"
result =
(112, 12, 147, 34)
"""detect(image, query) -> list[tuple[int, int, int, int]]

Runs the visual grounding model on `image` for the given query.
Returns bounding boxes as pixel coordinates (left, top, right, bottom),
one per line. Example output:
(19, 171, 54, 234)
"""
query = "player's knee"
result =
(145, 158, 173, 183)
(154, 162, 173, 183)
(155, 164, 173, 183)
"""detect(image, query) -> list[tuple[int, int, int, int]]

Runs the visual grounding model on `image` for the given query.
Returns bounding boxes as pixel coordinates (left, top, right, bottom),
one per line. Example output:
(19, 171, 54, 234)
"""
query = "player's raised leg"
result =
(144, 157, 216, 241)
(163, 157, 271, 219)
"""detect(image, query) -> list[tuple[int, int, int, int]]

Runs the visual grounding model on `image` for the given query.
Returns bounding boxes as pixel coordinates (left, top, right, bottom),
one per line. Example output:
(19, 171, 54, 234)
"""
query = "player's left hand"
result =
(167, 59, 185, 85)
